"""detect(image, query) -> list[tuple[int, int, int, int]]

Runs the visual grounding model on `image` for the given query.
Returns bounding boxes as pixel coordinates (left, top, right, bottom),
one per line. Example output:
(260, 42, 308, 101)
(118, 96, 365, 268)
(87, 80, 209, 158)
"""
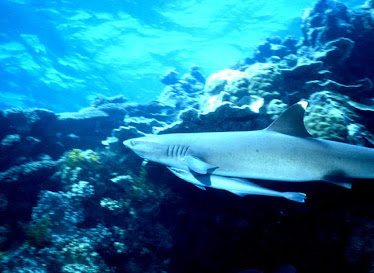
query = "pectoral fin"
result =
(184, 155, 217, 174)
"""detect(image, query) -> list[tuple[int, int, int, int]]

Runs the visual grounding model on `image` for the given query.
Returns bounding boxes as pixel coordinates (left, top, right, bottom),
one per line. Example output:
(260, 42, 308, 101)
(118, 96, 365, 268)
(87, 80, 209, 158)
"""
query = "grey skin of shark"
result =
(123, 101, 374, 203)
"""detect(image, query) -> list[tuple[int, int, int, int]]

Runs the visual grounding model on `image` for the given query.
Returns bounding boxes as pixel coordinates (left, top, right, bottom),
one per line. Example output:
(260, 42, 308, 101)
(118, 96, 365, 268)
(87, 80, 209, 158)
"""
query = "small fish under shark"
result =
(123, 101, 374, 203)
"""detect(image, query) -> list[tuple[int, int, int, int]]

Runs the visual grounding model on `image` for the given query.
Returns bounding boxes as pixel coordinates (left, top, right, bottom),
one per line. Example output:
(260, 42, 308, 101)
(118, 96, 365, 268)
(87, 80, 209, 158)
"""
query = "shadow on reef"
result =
(2, 0, 374, 272)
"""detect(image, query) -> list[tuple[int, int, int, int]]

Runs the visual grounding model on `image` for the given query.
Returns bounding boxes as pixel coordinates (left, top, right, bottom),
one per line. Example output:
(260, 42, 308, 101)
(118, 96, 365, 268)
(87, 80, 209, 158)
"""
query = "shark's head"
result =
(124, 135, 190, 169)
(124, 136, 163, 159)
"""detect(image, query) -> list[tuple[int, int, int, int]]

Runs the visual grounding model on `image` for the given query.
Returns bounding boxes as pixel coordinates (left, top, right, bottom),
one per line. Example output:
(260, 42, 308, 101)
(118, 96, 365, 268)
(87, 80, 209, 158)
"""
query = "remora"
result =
(123, 101, 374, 203)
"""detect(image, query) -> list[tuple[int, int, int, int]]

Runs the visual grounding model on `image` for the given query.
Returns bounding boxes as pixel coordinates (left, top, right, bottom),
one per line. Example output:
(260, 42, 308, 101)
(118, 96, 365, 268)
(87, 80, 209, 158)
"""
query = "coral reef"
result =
(158, 66, 206, 110)
(304, 91, 359, 142)
(25, 216, 51, 248)
(266, 99, 288, 120)
(63, 149, 102, 171)
(245, 63, 282, 101)
(203, 65, 280, 106)
(61, 239, 112, 273)
(254, 36, 298, 63)
(2, 1, 374, 273)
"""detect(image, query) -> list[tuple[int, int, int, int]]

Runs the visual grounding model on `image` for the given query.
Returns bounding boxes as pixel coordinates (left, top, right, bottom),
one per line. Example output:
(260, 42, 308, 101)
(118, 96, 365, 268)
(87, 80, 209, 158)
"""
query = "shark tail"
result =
(282, 192, 307, 203)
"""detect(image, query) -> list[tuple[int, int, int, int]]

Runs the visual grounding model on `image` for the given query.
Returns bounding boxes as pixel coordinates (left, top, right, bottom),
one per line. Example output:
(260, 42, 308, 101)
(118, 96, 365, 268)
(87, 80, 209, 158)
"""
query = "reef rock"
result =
(254, 36, 298, 63)
(158, 66, 206, 110)
(302, 0, 374, 81)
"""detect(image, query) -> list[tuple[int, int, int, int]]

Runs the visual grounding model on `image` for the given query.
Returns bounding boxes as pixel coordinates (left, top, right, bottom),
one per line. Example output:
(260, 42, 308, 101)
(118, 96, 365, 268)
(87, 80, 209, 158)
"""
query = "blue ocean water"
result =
(0, 0, 362, 112)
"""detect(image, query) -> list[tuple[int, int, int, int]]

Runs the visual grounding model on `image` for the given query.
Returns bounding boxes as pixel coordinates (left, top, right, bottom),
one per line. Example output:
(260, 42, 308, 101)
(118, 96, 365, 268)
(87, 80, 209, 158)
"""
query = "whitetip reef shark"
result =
(123, 101, 374, 203)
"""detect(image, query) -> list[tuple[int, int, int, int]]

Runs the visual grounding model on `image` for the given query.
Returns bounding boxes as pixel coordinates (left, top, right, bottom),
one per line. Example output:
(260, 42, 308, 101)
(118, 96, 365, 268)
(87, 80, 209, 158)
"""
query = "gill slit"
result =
(169, 145, 175, 157)
(167, 145, 190, 157)
(182, 146, 189, 156)
(176, 145, 180, 157)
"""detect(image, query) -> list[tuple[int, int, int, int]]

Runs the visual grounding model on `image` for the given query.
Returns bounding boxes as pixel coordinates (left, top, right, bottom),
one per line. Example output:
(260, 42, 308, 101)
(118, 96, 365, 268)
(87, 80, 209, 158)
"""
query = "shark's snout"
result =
(123, 138, 146, 158)
(123, 137, 163, 160)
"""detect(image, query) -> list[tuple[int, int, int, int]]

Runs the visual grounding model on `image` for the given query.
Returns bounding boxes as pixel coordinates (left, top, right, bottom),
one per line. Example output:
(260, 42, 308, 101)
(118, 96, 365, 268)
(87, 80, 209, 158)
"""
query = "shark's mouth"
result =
(167, 167, 186, 175)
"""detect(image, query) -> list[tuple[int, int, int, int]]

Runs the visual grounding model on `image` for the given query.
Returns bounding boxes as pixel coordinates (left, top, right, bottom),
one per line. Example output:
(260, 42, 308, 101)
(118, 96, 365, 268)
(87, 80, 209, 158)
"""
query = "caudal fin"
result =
(283, 192, 307, 203)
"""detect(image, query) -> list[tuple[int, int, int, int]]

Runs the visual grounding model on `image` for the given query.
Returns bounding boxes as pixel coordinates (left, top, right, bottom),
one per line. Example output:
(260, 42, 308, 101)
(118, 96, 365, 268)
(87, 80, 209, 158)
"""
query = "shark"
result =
(123, 101, 374, 203)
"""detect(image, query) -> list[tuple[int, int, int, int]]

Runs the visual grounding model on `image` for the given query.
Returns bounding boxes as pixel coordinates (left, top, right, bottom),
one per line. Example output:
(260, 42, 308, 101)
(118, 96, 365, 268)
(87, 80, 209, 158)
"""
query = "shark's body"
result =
(124, 101, 374, 202)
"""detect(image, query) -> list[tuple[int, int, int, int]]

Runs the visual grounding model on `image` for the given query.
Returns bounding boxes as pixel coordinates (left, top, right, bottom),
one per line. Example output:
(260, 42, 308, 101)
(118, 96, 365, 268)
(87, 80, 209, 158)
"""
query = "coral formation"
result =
(100, 198, 124, 213)
(63, 149, 101, 170)
(61, 239, 112, 273)
(158, 66, 206, 110)
(245, 63, 282, 101)
(304, 91, 360, 142)
(25, 216, 51, 248)
(266, 99, 288, 120)
(204, 69, 248, 96)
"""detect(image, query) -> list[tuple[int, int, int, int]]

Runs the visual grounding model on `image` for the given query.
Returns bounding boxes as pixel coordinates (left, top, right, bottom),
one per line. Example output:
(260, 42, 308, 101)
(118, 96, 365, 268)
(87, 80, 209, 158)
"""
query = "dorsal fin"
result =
(265, 101, 312, 137)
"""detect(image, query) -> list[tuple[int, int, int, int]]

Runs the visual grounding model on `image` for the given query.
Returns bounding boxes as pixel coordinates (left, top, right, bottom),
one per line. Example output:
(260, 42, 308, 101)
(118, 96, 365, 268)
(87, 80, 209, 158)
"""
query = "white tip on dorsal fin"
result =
(265, 101, 312, 137)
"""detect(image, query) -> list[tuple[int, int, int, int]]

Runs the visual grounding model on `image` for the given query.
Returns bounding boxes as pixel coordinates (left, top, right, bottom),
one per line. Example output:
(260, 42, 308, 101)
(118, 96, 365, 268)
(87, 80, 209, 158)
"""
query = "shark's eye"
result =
(130, 140, 136, 146)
